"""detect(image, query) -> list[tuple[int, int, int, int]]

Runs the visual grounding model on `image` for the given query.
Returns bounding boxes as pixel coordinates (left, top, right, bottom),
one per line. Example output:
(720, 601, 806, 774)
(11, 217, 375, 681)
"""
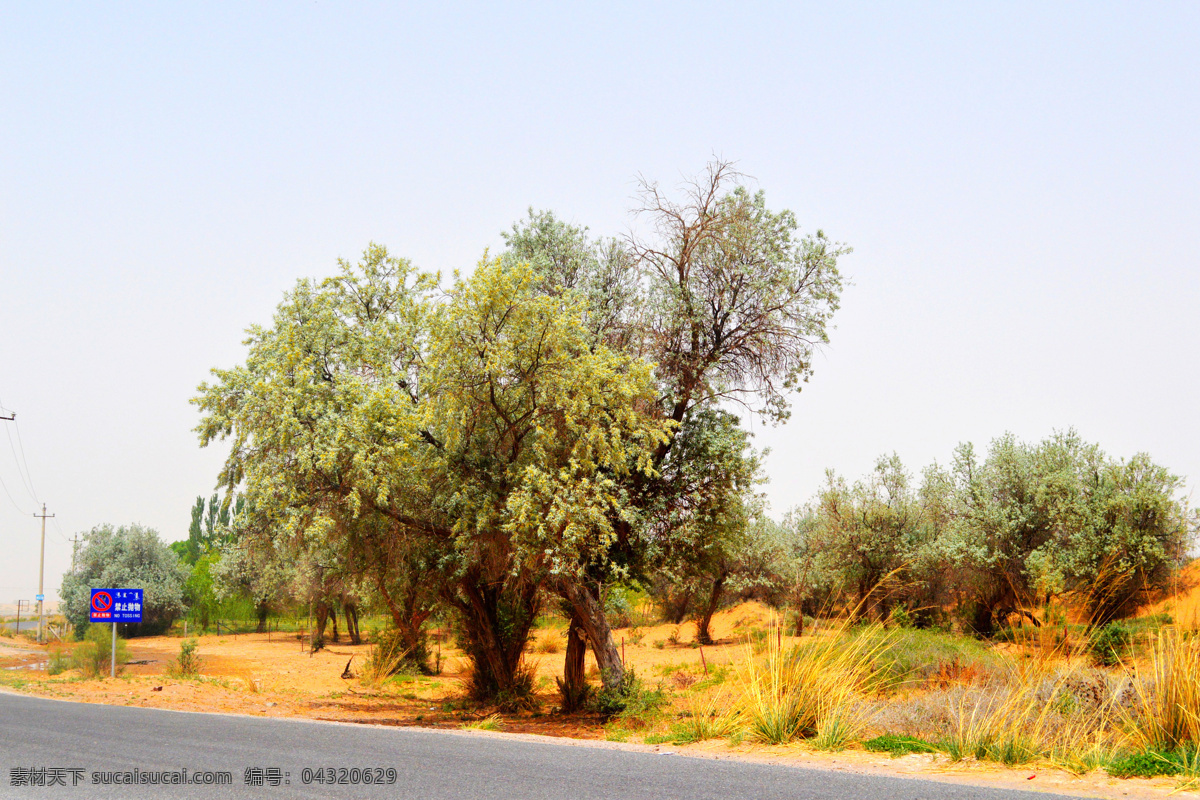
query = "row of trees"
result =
(655, 431, 1196, 639)
(58, 426, 1195, 653)
(193, 161, 848, 704)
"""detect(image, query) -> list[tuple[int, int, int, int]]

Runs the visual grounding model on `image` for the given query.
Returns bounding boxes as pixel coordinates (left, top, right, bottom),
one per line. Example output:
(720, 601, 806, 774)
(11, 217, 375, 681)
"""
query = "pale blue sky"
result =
(2, 3, 1198, 601)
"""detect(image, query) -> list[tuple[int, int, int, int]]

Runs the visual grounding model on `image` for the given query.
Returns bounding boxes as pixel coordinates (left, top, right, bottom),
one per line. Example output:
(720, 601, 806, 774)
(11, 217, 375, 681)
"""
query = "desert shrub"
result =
(605, 586, 635, 629)
(47, 647, 71, 676)
(591, 668, 664, 723)
(665, 689, 740, 744)
(813, 707, 863, 751)
(72, 625, 128, 677)
(170, 639, 201, 677)
(1090, 621, 1133, 667)
(464, 658, 537, 711)
(59, 523, 188, 637)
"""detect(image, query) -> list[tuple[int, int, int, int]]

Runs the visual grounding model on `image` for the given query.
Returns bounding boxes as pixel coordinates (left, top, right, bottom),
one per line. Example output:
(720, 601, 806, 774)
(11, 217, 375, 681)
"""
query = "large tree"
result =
(196, 249, 667, 701)
(499, 161, 848, 692)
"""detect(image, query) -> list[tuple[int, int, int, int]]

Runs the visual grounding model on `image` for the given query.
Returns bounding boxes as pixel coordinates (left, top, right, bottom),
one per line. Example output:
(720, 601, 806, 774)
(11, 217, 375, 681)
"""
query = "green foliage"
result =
(590, 668, 665, 721)
(864, 734, 938, 757)
(647, 409, 769, 644)
(72, 625, 129, 677)
(1090, 621, 1133, 666)
(869, 627, 998, 688)
(60, 524, 188, 637)
(1107, 750, 1184, 779)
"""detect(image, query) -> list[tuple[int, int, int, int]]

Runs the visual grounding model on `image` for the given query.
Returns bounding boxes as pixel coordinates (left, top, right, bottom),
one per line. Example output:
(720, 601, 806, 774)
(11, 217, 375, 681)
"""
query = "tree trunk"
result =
(452, 573, 539, 704)
(314, 603, 329, 648)
(344, 602, 361, 645)
(696, 571, 728, 646)
(558, 613, 589, 712)
(255, 603, 269, 634)
(562, 582, 624, 692)
(329, 604, 339, 643)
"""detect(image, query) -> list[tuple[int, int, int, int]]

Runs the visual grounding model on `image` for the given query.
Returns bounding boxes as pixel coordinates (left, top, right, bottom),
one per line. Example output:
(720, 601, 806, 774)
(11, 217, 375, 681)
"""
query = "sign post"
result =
(89, 588, 142, 678)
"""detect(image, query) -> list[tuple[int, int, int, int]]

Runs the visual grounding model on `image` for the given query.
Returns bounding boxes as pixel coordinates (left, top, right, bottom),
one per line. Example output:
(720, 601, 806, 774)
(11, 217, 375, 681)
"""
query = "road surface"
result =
(0, 692, 1091, 799)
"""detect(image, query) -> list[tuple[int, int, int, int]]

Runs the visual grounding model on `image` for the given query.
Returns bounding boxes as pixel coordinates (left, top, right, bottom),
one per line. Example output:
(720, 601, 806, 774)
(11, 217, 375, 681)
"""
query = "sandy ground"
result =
(0, 605, 1194, 800)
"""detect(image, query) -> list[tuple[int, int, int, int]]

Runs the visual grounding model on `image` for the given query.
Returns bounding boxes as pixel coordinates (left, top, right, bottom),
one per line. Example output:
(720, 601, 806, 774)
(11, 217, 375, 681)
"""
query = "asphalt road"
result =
(0, 692, 1091, 800)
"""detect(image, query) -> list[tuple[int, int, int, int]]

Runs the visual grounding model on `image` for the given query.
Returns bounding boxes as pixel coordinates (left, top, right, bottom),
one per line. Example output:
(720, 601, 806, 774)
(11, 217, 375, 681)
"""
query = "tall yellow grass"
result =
(735, 620, 890, 745)
(1123, 629, 1200, 751)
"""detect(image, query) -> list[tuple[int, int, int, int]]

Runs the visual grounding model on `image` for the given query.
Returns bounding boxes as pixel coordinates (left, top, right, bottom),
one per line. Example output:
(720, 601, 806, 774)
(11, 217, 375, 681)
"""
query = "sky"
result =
(1, 2, 1198, 603)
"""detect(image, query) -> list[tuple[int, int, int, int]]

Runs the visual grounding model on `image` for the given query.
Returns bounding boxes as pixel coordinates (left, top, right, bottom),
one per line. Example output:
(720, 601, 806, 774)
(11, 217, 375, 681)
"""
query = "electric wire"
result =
(2, 423, 37, 503)
(0, 468, 29, 515)
(12, 419, 40, 504)
(0, 394, 39, 505)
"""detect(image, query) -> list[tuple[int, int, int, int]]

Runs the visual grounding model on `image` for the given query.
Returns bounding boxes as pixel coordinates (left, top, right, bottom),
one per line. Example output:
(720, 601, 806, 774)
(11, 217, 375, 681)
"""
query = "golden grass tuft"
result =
(735, 619, 890, 745)
(1123, 629, 1200, 751)
(359, 633, 411, 688)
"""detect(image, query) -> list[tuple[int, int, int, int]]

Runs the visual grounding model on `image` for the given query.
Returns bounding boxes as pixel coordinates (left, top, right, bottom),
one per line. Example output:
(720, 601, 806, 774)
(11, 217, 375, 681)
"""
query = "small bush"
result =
(739, 620, 890, 745)
(666, 690, 740, 744)
(1090, 622, 1132, 667)
(72, 625, 128, 678)
(465, 659, 538, 712)
(591, 668, 665, 723)
(47, 647, 71, 676)
(170, 639, 201, 677)
(1123, 630, 1200, 751)
(532, 634, 562, 654)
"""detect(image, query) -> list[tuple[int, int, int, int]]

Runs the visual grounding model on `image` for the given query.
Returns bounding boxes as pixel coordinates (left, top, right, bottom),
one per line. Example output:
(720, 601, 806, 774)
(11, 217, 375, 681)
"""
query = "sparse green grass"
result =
(864, 734, 938, 757)
(460, 713, 503, 731)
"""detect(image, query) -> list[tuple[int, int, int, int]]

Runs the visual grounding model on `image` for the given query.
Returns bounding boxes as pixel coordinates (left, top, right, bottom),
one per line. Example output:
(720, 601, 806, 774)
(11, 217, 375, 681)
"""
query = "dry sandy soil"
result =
(0, 604, 1192, 800)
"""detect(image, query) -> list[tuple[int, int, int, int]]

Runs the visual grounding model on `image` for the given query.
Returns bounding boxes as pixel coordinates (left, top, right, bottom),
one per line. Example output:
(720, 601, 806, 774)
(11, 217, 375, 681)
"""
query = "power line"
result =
(0, 410, 28, 514)
(0, 395, 38, 504)
(12, 420, 40, 504)
(3, 422, 37, 504)
(0, 467, 29, 515)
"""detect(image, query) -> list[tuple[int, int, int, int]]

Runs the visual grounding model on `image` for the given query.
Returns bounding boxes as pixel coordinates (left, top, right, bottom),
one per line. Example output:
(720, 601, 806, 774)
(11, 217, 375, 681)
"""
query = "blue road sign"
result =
(89, 588, 143, 624)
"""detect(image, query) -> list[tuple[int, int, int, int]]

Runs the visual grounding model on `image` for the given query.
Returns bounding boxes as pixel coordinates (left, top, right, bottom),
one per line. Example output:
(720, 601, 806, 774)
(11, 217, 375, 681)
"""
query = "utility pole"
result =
(33, 504, 53, 644)
(71, 535, 80, 573)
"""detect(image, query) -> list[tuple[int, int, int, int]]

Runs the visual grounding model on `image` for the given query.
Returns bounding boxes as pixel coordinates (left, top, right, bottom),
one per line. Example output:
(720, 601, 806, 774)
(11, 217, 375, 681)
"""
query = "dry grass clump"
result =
(359, 631, 412, 687)
(531, 633, 562, 654)
(1123, 629, 1200, 751)
(735, 620, 890, 745)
